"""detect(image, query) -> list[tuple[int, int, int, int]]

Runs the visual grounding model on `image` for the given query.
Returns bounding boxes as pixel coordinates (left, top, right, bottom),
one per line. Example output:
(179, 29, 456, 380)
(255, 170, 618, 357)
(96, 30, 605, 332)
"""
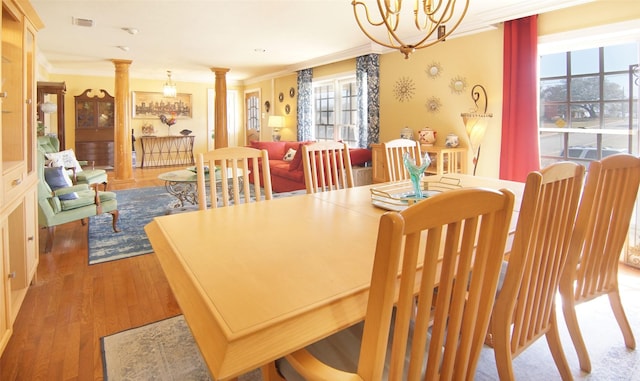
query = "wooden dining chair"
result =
(559, 154, 640, 373)
(301, 141, 353, 194)
(195, 146, 272, 209)
(382, 138, 423, 182)
(276, 187, 515, 380)
(481, 161, 585, 381)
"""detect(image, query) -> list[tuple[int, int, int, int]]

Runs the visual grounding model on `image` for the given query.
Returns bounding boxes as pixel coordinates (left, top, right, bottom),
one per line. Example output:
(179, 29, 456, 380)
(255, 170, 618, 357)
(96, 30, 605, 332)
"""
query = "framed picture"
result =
(132, 91, 192, 119)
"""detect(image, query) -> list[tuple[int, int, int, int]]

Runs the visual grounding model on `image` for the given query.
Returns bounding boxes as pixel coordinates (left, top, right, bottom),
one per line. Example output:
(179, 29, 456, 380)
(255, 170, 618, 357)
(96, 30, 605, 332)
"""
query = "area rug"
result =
(101, 315, 261, 381)
(88, 186, 174, 265)
(89, 186, 307, 265)
(102, 288, 640, 381)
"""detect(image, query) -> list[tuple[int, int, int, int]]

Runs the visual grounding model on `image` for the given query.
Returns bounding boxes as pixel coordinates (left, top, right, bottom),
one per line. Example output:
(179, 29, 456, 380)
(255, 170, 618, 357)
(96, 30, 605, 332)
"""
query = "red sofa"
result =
(249, 141, 372, 193)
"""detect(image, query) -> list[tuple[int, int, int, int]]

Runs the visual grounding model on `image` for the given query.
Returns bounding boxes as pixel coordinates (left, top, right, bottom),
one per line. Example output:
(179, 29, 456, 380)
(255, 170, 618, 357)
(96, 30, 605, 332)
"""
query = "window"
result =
(539, 42, 639, 167)
(312, 75, 358, 146)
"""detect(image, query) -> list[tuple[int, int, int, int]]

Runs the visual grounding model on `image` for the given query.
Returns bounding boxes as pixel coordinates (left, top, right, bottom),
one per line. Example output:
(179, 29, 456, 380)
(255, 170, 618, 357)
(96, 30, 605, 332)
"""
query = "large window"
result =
(539, 42, 639, 167)
(312, 75, 358, 146)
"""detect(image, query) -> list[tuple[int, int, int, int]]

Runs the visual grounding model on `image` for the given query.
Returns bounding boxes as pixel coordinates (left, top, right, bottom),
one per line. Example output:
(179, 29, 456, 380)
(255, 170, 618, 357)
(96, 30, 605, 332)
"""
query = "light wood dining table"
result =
(145, 174, 524, 380)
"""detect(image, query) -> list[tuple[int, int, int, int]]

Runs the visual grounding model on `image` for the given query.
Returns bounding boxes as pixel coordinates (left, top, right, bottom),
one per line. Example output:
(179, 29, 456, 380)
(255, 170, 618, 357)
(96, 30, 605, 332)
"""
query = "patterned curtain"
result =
(356, 54, 380, 148)
(499, 15, 540, 181)
(296, 68, 313, 141)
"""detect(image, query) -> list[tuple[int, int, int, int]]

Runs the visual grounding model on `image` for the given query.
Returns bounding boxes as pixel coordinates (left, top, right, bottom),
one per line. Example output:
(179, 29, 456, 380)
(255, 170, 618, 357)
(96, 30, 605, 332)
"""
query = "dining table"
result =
(145, 173, 525, 380)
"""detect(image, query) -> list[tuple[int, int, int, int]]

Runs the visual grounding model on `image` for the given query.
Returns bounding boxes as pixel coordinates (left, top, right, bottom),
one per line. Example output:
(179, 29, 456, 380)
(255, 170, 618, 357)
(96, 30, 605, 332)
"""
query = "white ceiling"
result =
(31, 0, 595, 85)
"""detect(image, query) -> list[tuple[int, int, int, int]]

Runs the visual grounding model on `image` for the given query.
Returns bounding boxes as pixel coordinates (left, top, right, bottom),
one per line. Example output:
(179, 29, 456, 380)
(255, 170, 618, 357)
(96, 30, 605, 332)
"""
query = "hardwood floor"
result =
(0, 166, 184, 381)
(1, 166, 639, 380)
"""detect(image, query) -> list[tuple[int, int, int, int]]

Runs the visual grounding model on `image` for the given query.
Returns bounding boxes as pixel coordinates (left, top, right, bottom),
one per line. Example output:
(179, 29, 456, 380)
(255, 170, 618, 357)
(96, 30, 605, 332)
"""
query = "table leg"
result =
(164, 181, 198, 208)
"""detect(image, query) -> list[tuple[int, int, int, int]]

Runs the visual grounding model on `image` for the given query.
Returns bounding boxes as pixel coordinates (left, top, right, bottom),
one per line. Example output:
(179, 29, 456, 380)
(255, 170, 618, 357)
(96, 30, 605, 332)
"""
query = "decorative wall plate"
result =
(289, 87, 295, 97)
(393, 76, 415, 102)
(278, 92, 284, 102)
(285, 104, 291, 114)
(449, 76, 467, 94)
(264, 100, 270, 112)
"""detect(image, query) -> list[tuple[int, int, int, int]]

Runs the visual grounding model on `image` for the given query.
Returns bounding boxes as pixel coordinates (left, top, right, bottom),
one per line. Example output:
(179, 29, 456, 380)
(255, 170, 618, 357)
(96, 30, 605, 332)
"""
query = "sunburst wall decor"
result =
(425, 96, 442, 113)
(393, 77, 415, 102)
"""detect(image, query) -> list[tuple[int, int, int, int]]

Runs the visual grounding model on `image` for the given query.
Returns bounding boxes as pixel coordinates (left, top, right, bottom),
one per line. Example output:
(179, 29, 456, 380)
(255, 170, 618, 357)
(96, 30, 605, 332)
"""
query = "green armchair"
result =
(37, 135, 109, 190)
(37, 149, 120, 253)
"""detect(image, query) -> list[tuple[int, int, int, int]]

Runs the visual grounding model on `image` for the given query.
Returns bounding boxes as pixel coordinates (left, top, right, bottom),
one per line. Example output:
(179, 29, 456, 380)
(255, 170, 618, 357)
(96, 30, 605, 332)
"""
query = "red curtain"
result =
(500, 15, 540, 182)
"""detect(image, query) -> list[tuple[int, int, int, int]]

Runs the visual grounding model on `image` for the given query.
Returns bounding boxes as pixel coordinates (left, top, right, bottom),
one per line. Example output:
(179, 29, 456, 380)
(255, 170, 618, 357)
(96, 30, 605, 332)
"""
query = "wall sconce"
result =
(163, 70, 177, 98)
(460, 84, 492, 175)
(40, 101, 57, 114)
(268, 115, 285, 142)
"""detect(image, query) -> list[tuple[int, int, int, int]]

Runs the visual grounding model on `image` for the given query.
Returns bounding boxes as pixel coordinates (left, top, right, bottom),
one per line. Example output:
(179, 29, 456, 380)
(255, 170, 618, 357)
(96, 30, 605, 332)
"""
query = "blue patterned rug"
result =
(88, 187, 175, 265)
(88, 186, 307, 265)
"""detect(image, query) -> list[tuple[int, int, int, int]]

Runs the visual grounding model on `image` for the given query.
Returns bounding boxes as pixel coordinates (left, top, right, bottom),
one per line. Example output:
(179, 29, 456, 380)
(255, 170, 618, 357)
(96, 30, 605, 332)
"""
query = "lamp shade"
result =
(268, 115, 285, 129)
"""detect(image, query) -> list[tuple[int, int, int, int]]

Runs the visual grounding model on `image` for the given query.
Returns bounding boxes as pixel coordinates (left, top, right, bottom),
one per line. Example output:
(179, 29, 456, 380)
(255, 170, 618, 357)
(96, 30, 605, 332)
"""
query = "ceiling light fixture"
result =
(351, 0, 469, 59)
(72, 17, 94, 27)
(163, 70, 177, 98)
(117, 46, 130, 52)
(122, 27, 138, 35)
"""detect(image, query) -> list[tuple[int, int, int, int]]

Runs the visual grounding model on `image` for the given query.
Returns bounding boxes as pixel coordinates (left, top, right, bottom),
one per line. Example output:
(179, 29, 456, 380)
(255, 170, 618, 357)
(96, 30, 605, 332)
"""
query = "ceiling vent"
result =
(72, 17, 94, 27)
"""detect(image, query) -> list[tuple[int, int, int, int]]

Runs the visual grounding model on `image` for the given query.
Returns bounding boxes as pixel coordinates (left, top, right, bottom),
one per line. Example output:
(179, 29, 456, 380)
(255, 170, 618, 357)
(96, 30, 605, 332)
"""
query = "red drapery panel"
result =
(500, 15, 540, 182)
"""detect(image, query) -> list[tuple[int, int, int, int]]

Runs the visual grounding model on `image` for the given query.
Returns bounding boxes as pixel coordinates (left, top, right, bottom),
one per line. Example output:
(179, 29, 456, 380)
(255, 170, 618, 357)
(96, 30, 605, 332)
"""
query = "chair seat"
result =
(75, 169, 108, 185)
(277, 318, 427, 380)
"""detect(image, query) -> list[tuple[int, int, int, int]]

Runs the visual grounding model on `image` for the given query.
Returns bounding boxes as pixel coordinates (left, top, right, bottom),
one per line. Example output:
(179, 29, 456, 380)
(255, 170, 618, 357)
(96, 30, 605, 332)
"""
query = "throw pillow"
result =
(44, 167, 77, 200)
(46, 149, 83, 173)
(283, 148, 296, 162)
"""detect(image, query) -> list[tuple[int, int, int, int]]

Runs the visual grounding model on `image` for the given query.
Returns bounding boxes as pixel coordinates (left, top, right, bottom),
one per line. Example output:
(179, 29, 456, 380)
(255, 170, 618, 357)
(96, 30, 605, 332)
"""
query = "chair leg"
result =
(608, 290, 636, 349)
(109, 210, 121, 233)
(545, 313, 573, 381)
(492, 322, 516, 381)
(44, 226, 55, 253)
(561, 295, 592, 373)
(261, 362, 286, 381)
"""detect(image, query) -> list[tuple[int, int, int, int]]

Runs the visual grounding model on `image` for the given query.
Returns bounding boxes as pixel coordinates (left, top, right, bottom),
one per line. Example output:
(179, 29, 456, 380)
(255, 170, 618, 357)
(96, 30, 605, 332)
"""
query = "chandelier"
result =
(163, 70, 177, 97)
(352, 0, 469, 59)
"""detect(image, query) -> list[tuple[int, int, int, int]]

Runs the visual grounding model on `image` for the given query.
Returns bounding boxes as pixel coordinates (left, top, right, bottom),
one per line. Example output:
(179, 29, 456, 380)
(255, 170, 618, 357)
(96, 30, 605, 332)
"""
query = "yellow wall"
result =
(37, 2, 640, 176)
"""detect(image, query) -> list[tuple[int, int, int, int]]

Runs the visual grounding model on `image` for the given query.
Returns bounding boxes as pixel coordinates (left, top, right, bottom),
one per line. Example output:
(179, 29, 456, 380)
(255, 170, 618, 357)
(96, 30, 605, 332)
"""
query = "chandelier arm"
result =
(411, 0, 468, 49)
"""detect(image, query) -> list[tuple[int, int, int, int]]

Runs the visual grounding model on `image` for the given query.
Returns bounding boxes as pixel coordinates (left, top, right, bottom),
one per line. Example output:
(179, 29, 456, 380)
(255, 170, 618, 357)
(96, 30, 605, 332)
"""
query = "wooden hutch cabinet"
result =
(0, 0, 42, 357)
(74, 89, 115, 167)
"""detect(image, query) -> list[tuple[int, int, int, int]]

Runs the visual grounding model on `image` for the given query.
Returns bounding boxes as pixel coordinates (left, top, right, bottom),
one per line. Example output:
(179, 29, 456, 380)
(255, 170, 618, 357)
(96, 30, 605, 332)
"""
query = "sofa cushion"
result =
(46, 149, 83, 173)
(44, 166, 77, 200)
(283, 148, 296, 162)
(349, 148, 372, 167)
(289, 141, 315, 171)
(250, 141, 286, 161)
(270, 160, 306, 182)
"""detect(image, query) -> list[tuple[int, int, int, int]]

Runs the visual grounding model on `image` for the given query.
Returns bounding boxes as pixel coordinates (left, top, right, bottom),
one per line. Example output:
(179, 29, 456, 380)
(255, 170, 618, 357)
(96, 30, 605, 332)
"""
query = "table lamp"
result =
(268, 115, 285, 142)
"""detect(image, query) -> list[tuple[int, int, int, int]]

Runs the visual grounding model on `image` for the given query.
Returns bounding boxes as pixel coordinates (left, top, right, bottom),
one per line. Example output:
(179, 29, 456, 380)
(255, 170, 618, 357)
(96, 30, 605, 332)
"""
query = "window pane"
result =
(603, 101, 628, 129)
(540, 78, 567, 102)
(571, 47, 599, 75)
(540, 52, 566, 77)
(603, 73, 629, 100)
(570, 104, 600, 127)
(604, 43, 638, 72)
(540, 104, 568, 128)
(570, 76, 599, 101)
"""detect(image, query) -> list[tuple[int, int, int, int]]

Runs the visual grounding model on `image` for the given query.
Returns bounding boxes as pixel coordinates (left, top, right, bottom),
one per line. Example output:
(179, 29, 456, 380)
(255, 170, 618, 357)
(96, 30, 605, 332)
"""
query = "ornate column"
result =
(211, 67, 230, 148)
(112, 59, 133, 180)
